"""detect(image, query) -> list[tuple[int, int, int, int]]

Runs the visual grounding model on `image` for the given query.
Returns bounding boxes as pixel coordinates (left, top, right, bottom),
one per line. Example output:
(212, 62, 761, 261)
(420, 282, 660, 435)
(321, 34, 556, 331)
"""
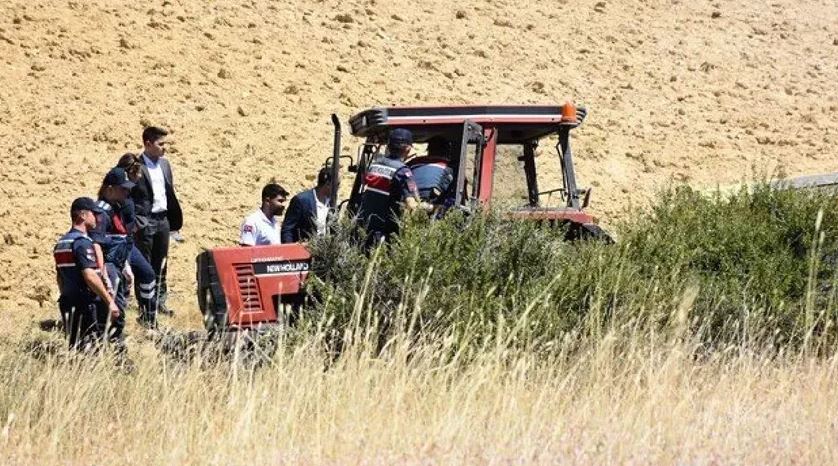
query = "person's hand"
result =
(108, 300, 120, 319)
(103, 275, 115, 296)
(123, 268, 134, 288)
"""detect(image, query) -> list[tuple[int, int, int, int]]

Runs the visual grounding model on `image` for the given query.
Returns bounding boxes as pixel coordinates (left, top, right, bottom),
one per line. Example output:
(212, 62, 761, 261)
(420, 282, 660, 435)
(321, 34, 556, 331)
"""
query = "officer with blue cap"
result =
(53, 197, 122, 350)
(91, 167, 162, 329)
(356, 128, 427, 247)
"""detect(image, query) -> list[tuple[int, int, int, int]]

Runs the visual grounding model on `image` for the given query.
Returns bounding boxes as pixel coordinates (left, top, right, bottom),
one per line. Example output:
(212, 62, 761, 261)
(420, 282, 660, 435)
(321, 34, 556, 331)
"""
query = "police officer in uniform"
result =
(53, 197, 122, 350)
(356, 128, 425, 247)
(91, 167, 160, 328)
(407, 136, 456, 206)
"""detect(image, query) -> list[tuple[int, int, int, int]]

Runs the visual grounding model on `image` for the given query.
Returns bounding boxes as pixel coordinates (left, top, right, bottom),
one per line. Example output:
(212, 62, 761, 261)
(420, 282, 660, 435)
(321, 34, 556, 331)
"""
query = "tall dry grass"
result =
(2, 183, 838, 464)
(1, 323, 837, 464)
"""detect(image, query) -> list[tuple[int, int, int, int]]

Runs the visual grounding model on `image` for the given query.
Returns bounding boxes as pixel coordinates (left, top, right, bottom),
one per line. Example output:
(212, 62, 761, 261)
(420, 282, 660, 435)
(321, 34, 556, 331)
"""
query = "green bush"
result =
(306, 183, 838, 354)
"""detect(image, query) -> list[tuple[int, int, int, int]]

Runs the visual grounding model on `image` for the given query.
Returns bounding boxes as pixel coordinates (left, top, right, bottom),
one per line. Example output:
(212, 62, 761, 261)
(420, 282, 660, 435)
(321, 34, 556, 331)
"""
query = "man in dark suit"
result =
(281, 167, 333, 243)
(131, 126, 183, 319)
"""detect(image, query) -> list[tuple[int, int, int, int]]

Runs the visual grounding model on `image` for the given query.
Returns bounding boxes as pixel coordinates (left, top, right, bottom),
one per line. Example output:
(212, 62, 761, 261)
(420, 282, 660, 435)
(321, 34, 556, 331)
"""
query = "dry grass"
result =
(4, 186, 837, 464)
(1, 324, 836, 465)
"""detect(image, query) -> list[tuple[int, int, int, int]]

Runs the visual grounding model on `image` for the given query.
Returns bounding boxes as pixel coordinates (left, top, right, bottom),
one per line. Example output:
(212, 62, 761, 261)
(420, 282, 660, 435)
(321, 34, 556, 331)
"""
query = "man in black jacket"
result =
(281, 167, 333, 243)
(130, 126, 183, 317)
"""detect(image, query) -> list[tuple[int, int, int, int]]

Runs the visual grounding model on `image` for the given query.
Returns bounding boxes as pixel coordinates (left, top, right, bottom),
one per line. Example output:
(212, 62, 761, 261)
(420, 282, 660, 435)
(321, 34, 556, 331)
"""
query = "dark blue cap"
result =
(102, 167, 135, 189)
(70, 197, 104, 215)
(388, 128, 413, 148)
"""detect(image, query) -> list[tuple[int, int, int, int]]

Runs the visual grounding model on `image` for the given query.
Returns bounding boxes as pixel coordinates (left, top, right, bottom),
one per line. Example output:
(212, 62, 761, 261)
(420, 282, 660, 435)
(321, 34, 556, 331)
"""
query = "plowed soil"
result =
(1, 0, 836, 334)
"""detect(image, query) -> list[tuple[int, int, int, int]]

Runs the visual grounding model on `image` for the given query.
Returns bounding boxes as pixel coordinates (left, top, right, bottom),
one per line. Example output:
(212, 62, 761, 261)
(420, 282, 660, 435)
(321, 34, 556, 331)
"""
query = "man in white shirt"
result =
(130, 126, 183, 322)
(240, 183, 290, 246)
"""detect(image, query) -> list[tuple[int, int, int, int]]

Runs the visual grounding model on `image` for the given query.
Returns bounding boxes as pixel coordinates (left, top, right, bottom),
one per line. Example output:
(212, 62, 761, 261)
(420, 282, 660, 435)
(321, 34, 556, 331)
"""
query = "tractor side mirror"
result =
(582, 187, 592, 209)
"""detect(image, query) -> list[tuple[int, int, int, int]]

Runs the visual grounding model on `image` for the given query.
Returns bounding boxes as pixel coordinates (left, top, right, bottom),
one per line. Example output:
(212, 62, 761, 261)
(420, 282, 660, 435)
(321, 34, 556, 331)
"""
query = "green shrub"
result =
(306, 183, 838, 354)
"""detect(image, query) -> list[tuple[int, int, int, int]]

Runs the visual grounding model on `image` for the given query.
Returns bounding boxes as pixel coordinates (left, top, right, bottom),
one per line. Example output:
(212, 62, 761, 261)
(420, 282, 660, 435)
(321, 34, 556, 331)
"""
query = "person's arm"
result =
(397, 168, 432, 212)
(439, 167, 455, 198)
(280, 196, 302, 243)
(93, 243, 114, 295)
(81, 269, 118, 317)
(74, 239, 118, 317)
(240, 220, 257, 247)
(130, 179, 150, 230)
(123, 261, 134, 288)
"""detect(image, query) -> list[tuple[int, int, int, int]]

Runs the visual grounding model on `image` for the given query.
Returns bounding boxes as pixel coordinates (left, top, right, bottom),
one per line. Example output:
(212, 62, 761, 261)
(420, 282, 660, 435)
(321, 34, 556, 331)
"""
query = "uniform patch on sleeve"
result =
(243, 224, 253, 233)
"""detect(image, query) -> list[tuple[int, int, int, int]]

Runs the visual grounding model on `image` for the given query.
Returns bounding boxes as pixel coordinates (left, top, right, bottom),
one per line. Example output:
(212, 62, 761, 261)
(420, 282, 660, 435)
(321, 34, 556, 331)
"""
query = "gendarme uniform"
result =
(91, 200, 131, 273)
(408, 156, 454, 204)
(240, 209, 281, 246)
(92, 167, 160, 326)
(356, 129, 420, 243)
(54, 204, 113, 349)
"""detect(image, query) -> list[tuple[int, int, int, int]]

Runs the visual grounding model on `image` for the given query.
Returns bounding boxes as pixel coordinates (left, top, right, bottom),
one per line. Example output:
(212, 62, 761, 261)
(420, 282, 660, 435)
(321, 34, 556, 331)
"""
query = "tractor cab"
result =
(339, 103, 608, 240)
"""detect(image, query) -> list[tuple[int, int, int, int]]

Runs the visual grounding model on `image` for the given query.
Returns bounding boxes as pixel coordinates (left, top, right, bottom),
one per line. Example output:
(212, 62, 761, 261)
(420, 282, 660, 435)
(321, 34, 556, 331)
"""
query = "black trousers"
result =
(59, 298, 123, 351)
(136, 215, 170, 309)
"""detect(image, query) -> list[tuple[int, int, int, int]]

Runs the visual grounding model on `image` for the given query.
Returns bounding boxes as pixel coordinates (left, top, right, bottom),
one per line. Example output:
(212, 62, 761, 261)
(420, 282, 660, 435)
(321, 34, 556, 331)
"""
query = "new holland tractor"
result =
(196, 103, 608, 336)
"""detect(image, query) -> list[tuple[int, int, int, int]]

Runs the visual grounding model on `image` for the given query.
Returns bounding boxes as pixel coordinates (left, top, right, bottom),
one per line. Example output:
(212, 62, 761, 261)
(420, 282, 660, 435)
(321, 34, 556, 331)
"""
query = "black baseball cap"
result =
(388, 128, 413, 148)
(70, 197, 104, 215)
(102, 167, 135, 189)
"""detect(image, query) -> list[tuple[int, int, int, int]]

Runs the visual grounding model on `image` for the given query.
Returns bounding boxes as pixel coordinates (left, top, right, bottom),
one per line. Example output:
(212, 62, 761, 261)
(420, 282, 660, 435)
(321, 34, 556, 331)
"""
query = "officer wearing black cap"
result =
(356, 128, 425, 246)
(53, 197, 122, 350)
(91, 167, 160, 328)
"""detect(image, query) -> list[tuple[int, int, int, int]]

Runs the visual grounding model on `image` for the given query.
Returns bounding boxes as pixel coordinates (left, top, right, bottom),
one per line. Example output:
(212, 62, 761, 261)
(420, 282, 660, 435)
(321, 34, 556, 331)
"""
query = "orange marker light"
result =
(560, 102, 578, 125)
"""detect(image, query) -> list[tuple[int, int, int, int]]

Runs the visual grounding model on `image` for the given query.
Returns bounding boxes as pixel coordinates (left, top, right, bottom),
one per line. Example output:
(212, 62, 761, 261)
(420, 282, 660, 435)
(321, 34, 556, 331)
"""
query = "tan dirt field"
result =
(0, 0, 836, 334)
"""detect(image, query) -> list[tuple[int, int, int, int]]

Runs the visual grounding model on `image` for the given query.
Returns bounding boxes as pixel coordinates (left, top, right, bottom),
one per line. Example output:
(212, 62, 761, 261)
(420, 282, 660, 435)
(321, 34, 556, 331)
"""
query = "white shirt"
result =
(142, 154, 168, 213)
(240, 209, 281, 246)
(314, 190, 329, 236)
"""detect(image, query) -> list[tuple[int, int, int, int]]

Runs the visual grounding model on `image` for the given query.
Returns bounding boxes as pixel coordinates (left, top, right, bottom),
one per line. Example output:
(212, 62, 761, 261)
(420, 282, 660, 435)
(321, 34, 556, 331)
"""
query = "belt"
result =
(150, 211, 168, 219)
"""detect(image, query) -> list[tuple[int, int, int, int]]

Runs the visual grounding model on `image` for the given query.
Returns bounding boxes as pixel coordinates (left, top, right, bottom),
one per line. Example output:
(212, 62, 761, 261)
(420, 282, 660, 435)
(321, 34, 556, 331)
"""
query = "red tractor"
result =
(196, 103, 607, 335)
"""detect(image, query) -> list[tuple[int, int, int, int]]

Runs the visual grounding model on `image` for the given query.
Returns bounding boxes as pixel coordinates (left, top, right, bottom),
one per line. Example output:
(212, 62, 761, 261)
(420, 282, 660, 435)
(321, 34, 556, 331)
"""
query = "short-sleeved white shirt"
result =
(239, 209, 281, 246)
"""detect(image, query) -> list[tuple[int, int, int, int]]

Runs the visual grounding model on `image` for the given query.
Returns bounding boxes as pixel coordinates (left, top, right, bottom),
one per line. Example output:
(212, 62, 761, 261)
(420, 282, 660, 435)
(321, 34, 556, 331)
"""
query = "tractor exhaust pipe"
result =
(330, 114, 341, 212)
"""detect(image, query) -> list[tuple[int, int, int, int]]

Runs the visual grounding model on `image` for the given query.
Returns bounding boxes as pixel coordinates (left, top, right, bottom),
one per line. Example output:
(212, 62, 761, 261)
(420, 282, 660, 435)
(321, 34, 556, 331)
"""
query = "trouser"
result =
(59, 298, 124, 351)
(123, 245, 158, 323)
(361, 216, 399, 252)
(136, 215, 170, 309)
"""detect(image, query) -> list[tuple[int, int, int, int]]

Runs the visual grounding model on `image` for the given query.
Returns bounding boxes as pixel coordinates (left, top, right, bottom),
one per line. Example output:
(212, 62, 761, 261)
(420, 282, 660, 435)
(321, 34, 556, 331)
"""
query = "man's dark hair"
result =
(262, 183, 289, 200)
(142, 126, 168, 144)
(316, 167, 332, 188)
(427, 136, 451, 158)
